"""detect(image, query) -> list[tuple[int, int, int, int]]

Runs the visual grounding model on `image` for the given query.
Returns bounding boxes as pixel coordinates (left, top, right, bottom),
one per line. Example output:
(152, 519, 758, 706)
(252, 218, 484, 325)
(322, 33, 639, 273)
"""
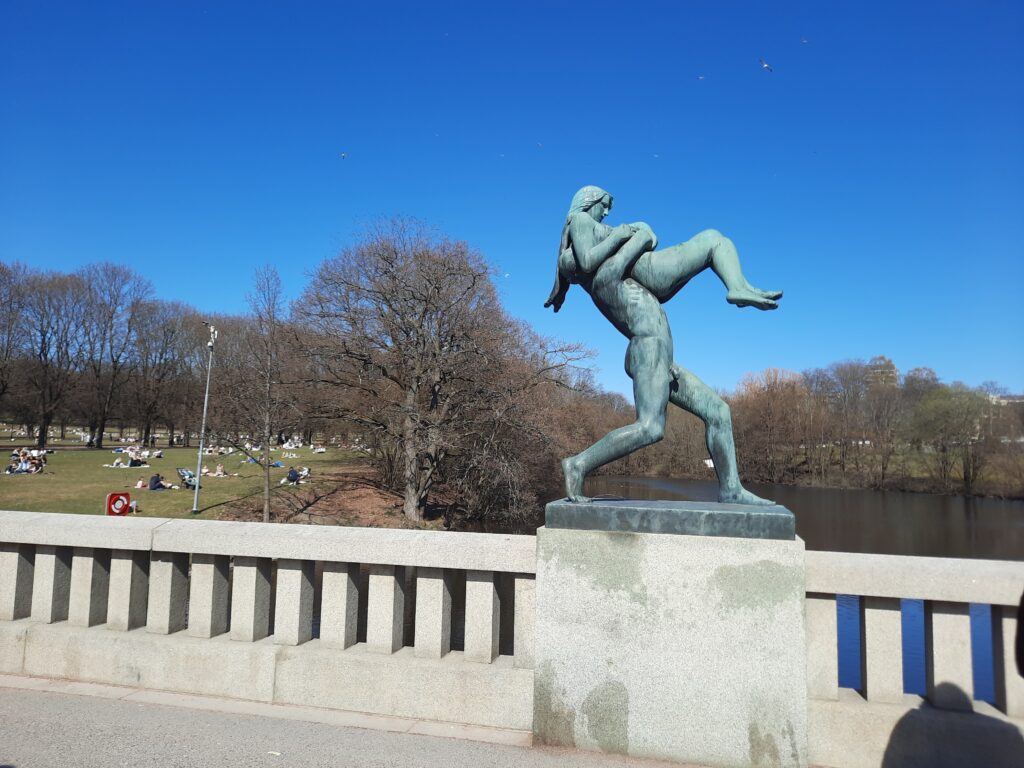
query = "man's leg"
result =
(562, 337, 670, 502)
(630, 229, 782, 307)
(669, 362, 775, 506)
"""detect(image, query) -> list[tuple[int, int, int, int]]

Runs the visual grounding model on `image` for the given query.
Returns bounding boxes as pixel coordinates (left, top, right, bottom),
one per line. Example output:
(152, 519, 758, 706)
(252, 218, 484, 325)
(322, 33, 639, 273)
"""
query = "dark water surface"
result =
(583, 475, 1024, 705)
(585, 475, 1024, 560)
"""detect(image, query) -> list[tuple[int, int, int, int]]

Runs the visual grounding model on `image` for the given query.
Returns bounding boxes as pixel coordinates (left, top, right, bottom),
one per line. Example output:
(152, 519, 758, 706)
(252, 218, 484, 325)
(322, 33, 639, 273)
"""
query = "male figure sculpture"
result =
(545, 185, 782, 505)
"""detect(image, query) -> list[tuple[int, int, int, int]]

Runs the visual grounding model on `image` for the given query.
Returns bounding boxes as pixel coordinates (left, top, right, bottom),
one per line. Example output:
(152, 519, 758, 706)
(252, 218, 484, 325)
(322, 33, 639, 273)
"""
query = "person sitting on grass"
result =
(281, 466, 300, 486)
(298, 466, 311, 481)
(135, 477, 146, 489)
(148, 473, 172, 491)
(213, 463, 226, 477)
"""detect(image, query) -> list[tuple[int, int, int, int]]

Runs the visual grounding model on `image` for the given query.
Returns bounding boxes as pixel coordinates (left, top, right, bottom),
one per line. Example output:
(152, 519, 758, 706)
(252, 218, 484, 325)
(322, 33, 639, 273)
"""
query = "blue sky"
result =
(2, 1, 1022, 397)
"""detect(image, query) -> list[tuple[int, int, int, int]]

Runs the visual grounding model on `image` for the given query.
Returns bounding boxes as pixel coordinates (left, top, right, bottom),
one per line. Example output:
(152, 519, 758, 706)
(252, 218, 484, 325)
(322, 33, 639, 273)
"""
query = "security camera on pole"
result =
(191, 323, 217, 515)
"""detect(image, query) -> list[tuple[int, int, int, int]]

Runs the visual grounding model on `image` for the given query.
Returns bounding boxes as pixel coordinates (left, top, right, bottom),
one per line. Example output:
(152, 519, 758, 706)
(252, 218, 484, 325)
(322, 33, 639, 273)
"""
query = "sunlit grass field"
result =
(0, 446, 353, 519)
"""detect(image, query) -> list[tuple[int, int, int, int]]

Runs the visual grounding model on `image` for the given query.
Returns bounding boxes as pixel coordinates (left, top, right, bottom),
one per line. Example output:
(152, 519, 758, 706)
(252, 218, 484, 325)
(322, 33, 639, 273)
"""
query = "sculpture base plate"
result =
(545, 497, 795, 540)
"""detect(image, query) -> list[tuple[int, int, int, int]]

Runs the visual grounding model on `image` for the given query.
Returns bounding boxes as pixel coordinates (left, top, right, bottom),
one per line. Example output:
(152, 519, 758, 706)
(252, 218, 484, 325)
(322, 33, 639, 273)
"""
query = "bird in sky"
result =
(800, 36, 809, 44)
(697, 74, 705, 80)
(339, 152, 347, 160)
(759, 58, 773, 72)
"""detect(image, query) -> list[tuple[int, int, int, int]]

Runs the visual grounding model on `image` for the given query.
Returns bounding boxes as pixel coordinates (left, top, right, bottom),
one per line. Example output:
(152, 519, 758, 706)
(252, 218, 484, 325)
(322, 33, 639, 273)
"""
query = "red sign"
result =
(106, 492, 131, 516)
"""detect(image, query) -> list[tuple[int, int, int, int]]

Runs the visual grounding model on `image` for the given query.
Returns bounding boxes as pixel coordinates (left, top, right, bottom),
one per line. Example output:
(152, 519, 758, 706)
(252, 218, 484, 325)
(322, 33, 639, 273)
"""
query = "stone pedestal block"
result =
(534, 525, 808, 768)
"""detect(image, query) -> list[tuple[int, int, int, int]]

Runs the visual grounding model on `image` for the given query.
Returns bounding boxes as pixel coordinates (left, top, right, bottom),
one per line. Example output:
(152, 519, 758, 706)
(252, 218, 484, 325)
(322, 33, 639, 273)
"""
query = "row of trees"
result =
(726, 359, 1023, 496)
(0, 223, 612, 523)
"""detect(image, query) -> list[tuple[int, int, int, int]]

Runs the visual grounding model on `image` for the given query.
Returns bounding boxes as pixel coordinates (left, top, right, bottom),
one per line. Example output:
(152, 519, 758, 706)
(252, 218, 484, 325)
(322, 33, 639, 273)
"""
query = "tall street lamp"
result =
(192, 323, 218, 515)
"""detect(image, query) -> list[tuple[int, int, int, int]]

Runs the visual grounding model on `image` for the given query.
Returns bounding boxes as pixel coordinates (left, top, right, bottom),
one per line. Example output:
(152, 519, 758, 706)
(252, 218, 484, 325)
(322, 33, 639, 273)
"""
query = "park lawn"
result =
(0, 447, 351, 519)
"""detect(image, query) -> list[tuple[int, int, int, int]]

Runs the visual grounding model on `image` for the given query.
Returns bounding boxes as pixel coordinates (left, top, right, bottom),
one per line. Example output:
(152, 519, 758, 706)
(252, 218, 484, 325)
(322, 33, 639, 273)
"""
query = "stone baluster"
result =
(31, 545, 71, 623)
(805, 593, 839, 700)
(320, 561, 360, 648)
(188, 554, 230, 638)
(465, 570, 500, 663)
(513, 574, 535, 670)
(147, 552, 189, 634)
(414, 567, 454, 659)
(107, 549, 150, 631)
(367, 564, 405, 653)
(68, 547, 110, 627)
(230, 557, 272, 642)
(274, 559, 314, 646)
(863, 596, 904, 703)
(926, 600, 973, 710)
(995, 603, 1023, 717)
(0, 543, 34, 621)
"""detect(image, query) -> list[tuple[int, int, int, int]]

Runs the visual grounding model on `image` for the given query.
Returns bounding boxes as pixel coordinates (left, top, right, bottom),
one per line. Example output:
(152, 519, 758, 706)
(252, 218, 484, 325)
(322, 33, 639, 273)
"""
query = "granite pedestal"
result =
(533, 499, 808, 767)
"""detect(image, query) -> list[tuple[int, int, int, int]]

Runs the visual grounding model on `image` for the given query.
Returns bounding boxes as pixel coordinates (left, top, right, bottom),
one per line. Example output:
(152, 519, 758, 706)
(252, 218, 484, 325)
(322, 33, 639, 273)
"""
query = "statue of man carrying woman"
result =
(545, 185, 782, 506)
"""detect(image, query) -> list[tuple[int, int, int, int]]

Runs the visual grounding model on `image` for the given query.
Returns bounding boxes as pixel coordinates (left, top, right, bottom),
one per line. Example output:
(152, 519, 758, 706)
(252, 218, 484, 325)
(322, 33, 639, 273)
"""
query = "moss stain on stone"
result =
(748, 721, 782, 768)
(710, 560, 800, 613)
(581, 679, 629, 754)
(534, 661, 576, 747)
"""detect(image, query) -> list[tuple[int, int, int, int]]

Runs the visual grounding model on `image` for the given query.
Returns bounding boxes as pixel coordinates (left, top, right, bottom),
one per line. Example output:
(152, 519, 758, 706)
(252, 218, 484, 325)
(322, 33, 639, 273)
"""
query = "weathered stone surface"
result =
(230, 556, 272, 642)
(806, 550, 1024, 605)
(274, 559, 314, 646)
(188, 554, 229, 638)
(274, 643, 533, 730)
(30, 545, 71, 624)
(320, 561, 360, 649)
(68, 547, 110, 628)
(0, 543, 34, 621)
(546, 498, 795, 540)
(0, 619, 28, 673)
(534, 526, 808, 766)
(107, 549, 149, 631)
(513, 575, 535, 670)
(0, 512, 168, 550)
(464, 570, 500, 664)
(809, 689, 1024, 768)
(146, 551, 188, 635)
(805, 593, 838, 701)
(414, 567, 454, 659)
(367, 564, 405, 654)
(928, 601, 973, 710)
(152, 520, 535, 573)
(21, 623, 278, 702)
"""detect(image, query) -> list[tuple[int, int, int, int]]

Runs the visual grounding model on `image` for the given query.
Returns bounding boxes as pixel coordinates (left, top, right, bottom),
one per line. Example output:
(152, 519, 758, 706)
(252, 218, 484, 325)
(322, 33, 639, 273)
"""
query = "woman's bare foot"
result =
(727, 288, 779, 310)
(720, 487, 776, 506)
(562, 457, 592, 503)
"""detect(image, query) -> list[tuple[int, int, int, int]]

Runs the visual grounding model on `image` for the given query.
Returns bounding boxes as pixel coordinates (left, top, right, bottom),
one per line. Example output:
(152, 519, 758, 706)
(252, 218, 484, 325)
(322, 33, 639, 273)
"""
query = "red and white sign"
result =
(106, 492, 131, 516)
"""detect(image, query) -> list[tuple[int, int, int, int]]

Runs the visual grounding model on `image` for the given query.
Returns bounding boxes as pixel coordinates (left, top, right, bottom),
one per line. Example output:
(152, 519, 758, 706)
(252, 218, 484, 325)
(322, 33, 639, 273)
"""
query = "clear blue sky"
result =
(2, 1, 1022, 397)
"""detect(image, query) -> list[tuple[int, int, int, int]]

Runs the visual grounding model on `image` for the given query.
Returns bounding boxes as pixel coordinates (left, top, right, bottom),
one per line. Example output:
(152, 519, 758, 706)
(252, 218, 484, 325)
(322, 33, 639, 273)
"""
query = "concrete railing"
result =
(3, 511, 1024, 766)
(804, 550, 1024, 768)
(0, 510, 536, 730)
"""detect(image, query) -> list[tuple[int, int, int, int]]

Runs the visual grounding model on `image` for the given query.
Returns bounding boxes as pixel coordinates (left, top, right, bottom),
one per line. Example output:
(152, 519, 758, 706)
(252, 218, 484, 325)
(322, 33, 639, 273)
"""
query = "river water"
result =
(583, 475, 1024, 705)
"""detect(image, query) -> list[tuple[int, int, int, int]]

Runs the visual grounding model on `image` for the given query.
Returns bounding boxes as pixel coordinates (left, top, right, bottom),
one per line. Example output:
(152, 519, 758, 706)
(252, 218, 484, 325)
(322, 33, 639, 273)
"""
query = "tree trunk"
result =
(36, 416, 52, 449)
(95, 417, 107, 449)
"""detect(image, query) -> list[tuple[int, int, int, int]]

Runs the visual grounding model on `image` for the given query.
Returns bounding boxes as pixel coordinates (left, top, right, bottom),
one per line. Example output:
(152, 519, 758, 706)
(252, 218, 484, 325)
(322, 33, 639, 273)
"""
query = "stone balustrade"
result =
(2, 511, 1023, 767)
(805, 549, 1024, 768)
(0, 510, 536, 730)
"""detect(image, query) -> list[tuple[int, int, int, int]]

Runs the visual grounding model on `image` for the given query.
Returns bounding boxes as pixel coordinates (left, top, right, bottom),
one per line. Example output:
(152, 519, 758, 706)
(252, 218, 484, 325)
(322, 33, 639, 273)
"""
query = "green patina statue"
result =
(545, 185, 783, 505)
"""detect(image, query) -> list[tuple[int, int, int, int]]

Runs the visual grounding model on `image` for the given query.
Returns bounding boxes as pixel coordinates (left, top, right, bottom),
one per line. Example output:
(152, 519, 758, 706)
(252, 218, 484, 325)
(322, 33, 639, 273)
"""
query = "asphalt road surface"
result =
(0, 685, 692, 768)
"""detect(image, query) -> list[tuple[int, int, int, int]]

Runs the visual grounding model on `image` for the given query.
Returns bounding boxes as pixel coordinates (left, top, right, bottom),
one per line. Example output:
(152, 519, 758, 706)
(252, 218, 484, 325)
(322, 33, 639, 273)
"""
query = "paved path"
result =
(0, 675, 696, 768)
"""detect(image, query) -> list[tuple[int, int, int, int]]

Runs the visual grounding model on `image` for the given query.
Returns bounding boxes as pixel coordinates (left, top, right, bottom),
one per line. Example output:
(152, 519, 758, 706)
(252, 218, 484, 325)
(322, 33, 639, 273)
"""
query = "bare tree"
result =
(204, 268, 303, 521)
(21, 272, 87, 447)
(78, 264, 153, 448)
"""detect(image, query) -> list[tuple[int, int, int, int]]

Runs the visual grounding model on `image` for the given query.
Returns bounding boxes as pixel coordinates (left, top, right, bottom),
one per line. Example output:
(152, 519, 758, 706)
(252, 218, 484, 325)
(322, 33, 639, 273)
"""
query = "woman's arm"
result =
(568, 214, 634, 273)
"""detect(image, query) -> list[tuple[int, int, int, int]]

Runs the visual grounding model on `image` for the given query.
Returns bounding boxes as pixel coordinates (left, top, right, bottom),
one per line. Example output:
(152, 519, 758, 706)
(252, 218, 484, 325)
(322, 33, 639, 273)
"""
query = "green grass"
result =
(0, 446, 356, 519)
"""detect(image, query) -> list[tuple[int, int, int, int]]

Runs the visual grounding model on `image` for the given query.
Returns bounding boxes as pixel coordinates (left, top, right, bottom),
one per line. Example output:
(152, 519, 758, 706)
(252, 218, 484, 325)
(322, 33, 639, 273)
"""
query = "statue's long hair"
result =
(543, 186, 612, 312)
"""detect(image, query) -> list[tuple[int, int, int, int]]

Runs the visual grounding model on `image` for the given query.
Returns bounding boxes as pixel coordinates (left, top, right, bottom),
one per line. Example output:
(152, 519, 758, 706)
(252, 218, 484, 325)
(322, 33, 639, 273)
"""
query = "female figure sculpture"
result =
(545, 185, 782, 505)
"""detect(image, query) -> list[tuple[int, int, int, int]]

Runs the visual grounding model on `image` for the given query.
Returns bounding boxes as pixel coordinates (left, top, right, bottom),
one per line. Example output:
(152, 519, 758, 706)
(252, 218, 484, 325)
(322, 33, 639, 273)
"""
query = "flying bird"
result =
(339, 152, 347, 160)
(697, 74, 705, 80)
(759, 58, 773, 72)
(800, 36, 809, 44)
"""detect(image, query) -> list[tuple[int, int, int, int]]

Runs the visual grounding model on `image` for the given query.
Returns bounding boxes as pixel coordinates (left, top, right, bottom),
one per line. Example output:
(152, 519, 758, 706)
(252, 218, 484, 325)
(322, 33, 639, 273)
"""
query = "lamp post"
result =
(191, 323, 217, 515)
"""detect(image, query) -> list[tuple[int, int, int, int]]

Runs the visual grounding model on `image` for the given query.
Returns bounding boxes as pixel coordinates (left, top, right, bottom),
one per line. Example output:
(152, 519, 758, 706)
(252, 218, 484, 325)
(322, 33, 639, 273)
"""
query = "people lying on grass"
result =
(298, 466, 310, 480)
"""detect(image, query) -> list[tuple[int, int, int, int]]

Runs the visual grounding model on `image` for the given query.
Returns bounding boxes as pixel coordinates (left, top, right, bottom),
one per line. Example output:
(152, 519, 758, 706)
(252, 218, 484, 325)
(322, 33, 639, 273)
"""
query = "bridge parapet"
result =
(0, 511, 536, 730)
